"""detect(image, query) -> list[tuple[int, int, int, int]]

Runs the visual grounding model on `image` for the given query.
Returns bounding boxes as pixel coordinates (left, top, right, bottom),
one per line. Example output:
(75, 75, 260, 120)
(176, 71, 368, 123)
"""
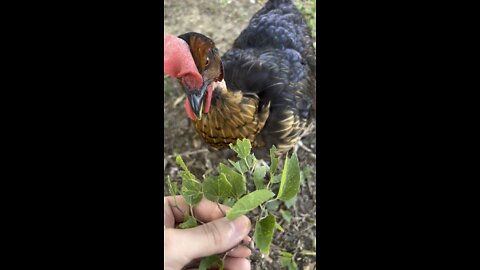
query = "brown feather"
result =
(192, 85, 269, 150)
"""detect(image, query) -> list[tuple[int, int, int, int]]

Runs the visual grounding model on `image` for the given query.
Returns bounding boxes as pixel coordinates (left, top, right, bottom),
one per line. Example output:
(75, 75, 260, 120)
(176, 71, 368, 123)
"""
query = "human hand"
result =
(164, 196, 252, 270)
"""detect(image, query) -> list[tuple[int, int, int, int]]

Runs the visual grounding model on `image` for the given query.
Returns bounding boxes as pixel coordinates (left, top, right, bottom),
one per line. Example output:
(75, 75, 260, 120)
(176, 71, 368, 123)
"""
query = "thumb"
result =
(170, 215, 251, 260)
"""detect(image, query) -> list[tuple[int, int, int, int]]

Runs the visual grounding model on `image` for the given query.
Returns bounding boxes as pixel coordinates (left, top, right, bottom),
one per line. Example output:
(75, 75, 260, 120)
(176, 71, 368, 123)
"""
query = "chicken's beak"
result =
(184, 79, 212, 120)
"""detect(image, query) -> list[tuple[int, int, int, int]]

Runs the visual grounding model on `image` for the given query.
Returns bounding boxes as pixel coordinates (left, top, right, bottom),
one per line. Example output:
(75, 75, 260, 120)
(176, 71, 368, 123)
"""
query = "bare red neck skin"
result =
(164, 35, 219, 121)
(164, 35, 202, 90)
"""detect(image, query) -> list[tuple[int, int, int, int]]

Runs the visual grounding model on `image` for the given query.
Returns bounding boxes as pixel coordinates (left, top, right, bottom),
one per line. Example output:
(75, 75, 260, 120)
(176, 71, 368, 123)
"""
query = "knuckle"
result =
(202, 222, 225, 246)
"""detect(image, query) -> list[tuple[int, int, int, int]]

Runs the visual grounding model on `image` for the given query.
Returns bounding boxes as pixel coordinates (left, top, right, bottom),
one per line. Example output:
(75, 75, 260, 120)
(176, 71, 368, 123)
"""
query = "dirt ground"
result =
(164, 1, 316, 269)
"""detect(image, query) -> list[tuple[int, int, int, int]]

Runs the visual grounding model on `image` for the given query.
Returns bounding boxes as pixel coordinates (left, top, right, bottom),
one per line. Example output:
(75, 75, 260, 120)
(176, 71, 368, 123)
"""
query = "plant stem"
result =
(189, 205, 194, 219)
(258, 204, 268, 220)
(216, 202, 226, 216)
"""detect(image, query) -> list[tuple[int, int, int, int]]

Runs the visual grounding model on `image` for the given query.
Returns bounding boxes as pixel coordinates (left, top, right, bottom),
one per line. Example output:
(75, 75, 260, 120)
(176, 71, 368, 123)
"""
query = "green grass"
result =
(294, 0, 316, 49)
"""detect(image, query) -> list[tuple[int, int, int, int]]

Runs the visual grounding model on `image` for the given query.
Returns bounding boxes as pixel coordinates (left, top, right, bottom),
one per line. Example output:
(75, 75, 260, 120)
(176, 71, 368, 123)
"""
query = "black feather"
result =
(221, 0, 316, 152)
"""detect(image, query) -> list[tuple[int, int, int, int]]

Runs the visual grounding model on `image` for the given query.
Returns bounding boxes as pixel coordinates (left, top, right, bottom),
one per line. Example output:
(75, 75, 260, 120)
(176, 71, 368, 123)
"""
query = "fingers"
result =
(164, 198, 177, 228)
(166, 215, 251, 261)
(169, 238, 252, 269)
(175, 245, 251, 269)
(224, 257, 251, 270)
(164, 196, 230, 225)
(226, 245, 252, 258)
(183, 256, 251, 270)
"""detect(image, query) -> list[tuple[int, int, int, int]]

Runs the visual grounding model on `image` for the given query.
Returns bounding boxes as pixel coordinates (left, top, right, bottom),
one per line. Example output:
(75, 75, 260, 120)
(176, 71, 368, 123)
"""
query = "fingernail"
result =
(231, 216, 250, 241)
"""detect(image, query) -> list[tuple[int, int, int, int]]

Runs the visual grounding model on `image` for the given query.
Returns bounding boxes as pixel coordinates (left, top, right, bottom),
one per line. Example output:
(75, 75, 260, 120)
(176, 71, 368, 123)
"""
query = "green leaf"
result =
(280, 256, 292, 267)
(167, 175, 178, 197)
(284, 195, 297, 209)
(280, 210, 292, 223)
(279, 251, 298, 270)
(246, 153, 256, 169)
(279, 251, 293, 258)
(229, 159, 249, 174)
(177, 156, 198, 185)
(277, 152, 301, 201)
(289, 260, 299, 270)
(271, 174, 281, 184)
(177, 155, 203, 206)
(253, 164, 268, 190)
(180, 171, 200, 188)
(176, 155, 190, 173)
(198, 255, 224, 270)
(280, 251, 293, 266)
(265, 199, 280, 212)
(229, 138, 251, 159)
(203, 173, 232, 202)
(253, 214, 276, 255)
(178, 213, 198, 229)
(167, 176, 179, 207)
(180, 171, 203, 206)
(239, 159, 249, 173)
(222, 197, 236, 207)
(181, 188, 203, 206)
(219, 163, 246, 198)
(269, 145, 279, 176)
(229, 159, 244, 174)
(226, 190, 274, 220)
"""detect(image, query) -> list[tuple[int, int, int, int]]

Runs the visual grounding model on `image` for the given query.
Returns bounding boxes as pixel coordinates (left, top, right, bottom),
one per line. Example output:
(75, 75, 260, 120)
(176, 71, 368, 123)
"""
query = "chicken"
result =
(164, 0, 315, 156)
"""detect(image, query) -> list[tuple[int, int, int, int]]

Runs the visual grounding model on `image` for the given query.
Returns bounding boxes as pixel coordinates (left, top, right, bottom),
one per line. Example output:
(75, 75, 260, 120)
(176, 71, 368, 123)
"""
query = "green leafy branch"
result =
(167, 138, 302, 269)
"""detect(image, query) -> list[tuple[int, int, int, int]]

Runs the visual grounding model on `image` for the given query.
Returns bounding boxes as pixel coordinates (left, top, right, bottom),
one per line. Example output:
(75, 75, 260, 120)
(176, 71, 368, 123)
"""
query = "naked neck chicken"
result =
(164, 0, 316, 156)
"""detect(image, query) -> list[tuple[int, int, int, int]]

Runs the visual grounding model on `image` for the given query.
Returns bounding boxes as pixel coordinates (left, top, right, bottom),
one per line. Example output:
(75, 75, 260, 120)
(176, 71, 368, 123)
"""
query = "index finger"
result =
(164, 196, 231, 224)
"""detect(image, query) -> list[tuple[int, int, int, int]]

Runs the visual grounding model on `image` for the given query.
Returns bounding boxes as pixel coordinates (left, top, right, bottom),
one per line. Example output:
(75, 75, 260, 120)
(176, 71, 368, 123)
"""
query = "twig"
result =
(297, 140, 313, 153)
(173, 94, 185, 107)
(216, 202, 226, 216)
(258, 204, 268, 220)
(221, 237, 253, 260)
(189, 206, 195, 219)
(166, 148, 210, 159)
(221, 243, 241, 260)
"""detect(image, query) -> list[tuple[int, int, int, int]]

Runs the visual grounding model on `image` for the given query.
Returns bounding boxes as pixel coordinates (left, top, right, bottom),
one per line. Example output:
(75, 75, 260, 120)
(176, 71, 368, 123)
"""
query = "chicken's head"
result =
(164, 32, 223, 120)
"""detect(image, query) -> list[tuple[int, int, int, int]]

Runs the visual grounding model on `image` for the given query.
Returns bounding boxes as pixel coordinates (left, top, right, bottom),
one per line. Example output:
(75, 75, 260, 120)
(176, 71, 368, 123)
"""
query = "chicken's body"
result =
(165, 0, 315, 156)
(193, 80, 271, 150)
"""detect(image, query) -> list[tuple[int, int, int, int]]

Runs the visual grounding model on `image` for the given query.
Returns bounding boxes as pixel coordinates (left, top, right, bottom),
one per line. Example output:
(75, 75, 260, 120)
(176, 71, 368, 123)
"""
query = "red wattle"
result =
(185, 99, 196, 120)
(203, 85, 213, 113)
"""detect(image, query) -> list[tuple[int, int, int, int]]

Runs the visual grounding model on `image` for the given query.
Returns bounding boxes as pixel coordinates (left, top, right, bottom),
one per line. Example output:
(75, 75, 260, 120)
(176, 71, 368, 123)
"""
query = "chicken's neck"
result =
(190, 78, 267, 151)
(185, 79, 230, 121)
(211, 79, 228, 95)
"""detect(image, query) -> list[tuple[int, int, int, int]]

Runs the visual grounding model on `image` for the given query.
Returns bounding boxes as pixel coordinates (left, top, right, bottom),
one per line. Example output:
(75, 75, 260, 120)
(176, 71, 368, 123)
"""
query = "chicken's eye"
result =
(206, 57, 210, 66)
